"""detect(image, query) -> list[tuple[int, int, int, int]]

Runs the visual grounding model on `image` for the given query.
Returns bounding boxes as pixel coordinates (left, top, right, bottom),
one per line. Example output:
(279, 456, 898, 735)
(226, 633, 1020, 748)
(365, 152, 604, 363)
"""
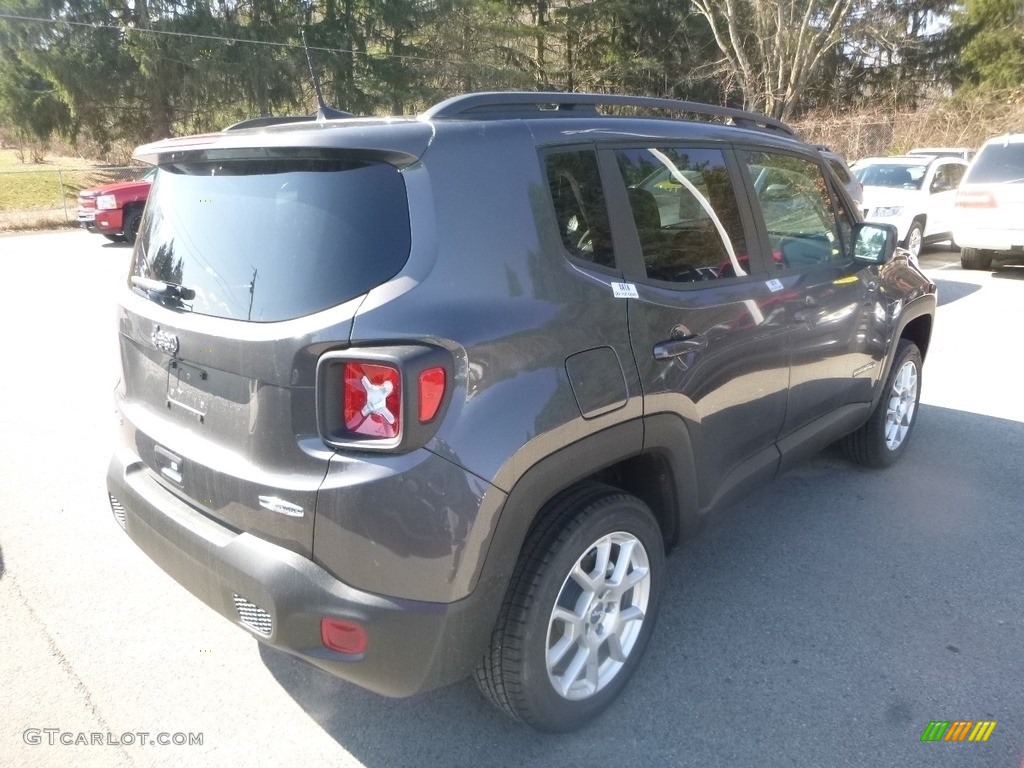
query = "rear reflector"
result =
(956, 190, 997, 209)
(343, 362, 401, 439)
(418, 367, 446, 423)
(321, 618, 367, 655)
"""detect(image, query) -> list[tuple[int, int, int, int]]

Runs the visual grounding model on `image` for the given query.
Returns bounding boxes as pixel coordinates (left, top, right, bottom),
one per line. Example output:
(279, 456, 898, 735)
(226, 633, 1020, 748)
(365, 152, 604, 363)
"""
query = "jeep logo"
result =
(151, 325, 179, 356)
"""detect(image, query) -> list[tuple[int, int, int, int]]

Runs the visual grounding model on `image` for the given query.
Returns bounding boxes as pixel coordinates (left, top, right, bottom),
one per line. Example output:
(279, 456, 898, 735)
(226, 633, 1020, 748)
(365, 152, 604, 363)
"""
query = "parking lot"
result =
(1, 230, 1021, 768)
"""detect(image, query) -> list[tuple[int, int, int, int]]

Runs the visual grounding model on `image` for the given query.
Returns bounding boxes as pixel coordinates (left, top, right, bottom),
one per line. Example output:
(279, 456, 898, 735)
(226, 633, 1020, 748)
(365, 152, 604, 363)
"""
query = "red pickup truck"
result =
(77, 169, 154, 244)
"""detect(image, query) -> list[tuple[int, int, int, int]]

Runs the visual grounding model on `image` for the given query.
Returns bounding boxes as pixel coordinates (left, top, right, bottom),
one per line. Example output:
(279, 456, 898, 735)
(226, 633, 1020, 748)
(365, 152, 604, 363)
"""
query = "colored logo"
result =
(921, 721, 996, 742)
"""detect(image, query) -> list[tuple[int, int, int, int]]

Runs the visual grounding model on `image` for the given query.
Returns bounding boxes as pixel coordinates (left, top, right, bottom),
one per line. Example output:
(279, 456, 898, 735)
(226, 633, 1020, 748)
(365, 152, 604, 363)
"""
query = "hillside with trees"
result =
(1, 0, 1022, 162)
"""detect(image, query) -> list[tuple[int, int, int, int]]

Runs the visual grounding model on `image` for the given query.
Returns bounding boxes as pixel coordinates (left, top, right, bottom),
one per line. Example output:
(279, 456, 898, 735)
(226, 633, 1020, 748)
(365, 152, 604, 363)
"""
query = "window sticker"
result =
(612, 282, 640, 299)
(766, 278, 785, 293)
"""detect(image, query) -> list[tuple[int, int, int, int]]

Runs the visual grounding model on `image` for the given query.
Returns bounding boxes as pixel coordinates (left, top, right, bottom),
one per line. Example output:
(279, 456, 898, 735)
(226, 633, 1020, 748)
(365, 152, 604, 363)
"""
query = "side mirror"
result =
(852, 222, 898, 264)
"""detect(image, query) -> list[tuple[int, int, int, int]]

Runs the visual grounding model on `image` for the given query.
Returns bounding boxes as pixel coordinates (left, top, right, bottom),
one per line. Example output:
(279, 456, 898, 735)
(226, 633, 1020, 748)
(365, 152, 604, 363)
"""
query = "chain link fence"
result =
(0, 166, 148, 232)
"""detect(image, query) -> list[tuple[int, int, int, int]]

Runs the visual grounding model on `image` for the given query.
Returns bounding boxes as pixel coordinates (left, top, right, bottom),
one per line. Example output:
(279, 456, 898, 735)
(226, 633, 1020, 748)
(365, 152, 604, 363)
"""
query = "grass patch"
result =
(0, 149, 146, 221)
(0, 147, 92, 170)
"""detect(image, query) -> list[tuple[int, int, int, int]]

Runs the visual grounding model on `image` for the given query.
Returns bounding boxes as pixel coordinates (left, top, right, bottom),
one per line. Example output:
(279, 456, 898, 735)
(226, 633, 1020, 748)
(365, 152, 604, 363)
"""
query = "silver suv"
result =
(108, 92, 935, 732)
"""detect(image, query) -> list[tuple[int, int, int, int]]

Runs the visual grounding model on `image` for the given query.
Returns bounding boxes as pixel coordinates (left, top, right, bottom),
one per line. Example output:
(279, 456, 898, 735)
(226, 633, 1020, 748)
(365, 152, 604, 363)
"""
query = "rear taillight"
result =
(418, 367, 445, 423)
(956, 190, 997, 209)
(343, 362, 401, 439)
(317, 347, 452, 451)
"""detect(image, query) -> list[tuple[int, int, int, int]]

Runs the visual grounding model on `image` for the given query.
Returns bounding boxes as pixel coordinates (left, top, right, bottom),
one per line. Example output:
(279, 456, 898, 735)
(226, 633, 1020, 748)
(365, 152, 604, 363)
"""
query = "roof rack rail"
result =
(421, 91, 795, 137)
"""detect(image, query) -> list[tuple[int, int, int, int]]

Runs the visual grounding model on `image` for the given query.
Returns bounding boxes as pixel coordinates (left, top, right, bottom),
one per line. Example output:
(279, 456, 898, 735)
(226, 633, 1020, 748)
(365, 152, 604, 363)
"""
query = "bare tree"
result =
(691, 0, 857, 120)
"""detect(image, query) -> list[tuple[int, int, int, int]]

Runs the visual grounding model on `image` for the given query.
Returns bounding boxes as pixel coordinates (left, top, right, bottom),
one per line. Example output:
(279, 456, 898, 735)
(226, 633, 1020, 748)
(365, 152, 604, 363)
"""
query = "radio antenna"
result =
(301, 29, 353, 120)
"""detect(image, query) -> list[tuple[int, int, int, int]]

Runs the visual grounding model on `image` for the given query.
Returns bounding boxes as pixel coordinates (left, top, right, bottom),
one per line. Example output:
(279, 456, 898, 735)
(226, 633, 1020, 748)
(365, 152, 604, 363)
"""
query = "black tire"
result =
(475, 483, 664, 732)
(102, 233, 126, 243)
(902, 220, 924, 261)
(123, 207, 143, 245)
(960, 247, 992, 270)
(842, 339, 922, 468)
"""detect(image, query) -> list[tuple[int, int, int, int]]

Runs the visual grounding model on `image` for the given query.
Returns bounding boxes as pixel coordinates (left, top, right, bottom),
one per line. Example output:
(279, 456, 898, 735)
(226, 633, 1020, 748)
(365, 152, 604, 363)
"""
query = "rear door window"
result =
(131, 156, 411, 322)
(613, 146, 749, 283)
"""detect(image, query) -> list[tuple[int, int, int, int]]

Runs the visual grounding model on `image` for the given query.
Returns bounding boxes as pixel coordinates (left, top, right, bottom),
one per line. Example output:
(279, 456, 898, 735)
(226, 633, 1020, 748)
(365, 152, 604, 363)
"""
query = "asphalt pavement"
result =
(1, 231, 1021, 767)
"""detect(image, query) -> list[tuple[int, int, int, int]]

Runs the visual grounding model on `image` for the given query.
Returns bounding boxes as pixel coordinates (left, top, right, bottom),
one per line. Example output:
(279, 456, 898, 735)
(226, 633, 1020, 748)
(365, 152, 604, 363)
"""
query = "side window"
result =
(936, 163, 966, 190)
(544, 150, 615, 268)
(614, 147, 749, 283)
(930, 165, 953, 193)
(745, 151, 851, 270)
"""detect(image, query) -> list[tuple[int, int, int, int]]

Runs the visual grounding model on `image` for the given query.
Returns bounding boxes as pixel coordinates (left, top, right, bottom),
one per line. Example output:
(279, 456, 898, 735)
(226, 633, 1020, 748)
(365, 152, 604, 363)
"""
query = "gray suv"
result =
(107, 92, 936, 732)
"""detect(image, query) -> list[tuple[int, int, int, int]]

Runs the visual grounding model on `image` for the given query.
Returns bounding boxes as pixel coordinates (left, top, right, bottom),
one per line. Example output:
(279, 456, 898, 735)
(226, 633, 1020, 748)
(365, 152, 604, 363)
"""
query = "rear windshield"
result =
(131, 156, 410, 322)
(966, 142, 1024, 184)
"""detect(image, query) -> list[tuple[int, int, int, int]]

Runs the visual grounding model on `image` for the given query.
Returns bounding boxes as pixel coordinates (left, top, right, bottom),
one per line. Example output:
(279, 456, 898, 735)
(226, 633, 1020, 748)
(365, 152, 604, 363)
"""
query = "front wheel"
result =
(475, 484, 664, 732)
(902, 220, 924, 262)
(842, 339, 922, 468)
(123, 207, 143, 245)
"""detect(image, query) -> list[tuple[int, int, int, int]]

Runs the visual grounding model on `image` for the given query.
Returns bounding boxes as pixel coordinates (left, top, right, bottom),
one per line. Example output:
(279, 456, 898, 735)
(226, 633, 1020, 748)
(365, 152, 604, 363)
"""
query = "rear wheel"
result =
(475, 484, 664, 732)
(960, 247, 992, 270)
(842, 339, 922, 468)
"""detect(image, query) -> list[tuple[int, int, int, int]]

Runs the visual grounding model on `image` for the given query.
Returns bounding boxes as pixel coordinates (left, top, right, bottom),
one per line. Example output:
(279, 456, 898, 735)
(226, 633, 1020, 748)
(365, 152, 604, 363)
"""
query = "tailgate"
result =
(114, 145, 418, 557)
(115, 304, 356, 557)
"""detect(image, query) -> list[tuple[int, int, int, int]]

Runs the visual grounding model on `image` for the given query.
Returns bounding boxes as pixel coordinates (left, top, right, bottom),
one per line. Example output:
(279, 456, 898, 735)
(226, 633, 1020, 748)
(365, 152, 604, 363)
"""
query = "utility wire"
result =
(0, 11, 501, 69)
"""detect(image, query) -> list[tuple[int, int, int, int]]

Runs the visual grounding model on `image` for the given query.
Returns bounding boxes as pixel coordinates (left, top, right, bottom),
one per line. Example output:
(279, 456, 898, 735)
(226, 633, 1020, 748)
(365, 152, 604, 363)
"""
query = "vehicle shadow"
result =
(932, 279, 981, 306)
(260, 403, 1024, 768)
(0, 542, 4, 581)
(992, 264, 1024, 280)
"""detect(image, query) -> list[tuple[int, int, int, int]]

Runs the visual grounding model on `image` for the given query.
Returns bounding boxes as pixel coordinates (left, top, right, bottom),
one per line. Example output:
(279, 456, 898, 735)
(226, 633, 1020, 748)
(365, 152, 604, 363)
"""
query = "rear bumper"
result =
(952, 227, 1024, 254)
(106, 446, 498, 697)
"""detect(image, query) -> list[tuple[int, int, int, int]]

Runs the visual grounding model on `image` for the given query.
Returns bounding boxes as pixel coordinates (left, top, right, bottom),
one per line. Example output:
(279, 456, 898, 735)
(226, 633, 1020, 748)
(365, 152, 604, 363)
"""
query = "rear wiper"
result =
(131, 275, 196, 301)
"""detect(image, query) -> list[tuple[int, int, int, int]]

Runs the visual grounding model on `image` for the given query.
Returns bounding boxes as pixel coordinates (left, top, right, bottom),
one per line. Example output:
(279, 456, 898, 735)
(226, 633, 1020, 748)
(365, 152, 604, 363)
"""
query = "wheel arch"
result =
(900, 311, 933, 361)
(869, 294, 935, 412)
(473, 416, 698, 612)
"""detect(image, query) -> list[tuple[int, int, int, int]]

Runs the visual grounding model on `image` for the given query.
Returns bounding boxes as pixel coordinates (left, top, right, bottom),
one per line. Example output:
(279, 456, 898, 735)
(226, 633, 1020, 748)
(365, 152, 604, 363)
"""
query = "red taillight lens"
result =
(418, 367, 446, 423)
(343, 362, 401, 439)
(956, 190, 997, 209)
(320, 618, 367, 655)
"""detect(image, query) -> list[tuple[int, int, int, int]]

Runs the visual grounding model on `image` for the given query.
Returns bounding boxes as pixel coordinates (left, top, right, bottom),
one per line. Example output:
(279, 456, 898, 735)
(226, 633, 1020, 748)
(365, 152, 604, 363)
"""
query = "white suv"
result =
(952, 133, 1024, 270)
(852, 155, 969, 260)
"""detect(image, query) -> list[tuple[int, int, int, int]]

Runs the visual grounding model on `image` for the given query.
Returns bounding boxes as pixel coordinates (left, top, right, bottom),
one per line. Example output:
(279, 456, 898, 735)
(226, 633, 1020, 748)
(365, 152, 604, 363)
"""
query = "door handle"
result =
(653, 335, 707, 360)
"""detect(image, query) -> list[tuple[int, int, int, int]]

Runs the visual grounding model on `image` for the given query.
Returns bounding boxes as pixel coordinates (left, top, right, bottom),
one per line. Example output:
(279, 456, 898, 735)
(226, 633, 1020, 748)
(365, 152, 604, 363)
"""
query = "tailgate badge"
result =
(258, 496, 304, 518)
(152, 325, 179, 356)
